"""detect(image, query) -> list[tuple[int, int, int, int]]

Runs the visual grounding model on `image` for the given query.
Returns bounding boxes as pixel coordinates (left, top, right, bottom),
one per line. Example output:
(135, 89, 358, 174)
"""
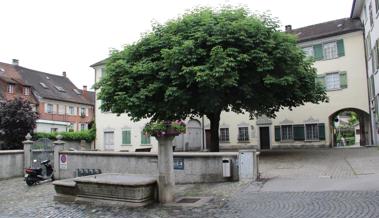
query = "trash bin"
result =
(222, 158, 232, 177)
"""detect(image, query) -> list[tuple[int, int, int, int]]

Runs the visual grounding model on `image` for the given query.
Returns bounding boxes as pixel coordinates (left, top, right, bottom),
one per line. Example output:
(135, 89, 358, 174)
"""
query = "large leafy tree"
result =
(96, 7, 327, 151)
(0, 98, 38, 149)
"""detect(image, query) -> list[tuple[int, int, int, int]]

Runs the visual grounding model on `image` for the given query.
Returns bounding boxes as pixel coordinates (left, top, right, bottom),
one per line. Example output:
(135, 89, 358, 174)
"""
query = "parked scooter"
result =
(25, 159, 54, 186)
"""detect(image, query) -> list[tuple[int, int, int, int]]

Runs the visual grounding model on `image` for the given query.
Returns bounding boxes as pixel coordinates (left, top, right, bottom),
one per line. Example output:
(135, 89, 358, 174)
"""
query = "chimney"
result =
(285, 25, 292, 32)
(12, 59, 19, 66)
(83, 85, 88, 97)
(62, 71, 66, 77)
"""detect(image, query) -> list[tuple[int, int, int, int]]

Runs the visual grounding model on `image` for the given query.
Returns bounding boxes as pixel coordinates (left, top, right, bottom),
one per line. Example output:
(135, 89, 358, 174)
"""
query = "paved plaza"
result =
(2, 147, 379, 217)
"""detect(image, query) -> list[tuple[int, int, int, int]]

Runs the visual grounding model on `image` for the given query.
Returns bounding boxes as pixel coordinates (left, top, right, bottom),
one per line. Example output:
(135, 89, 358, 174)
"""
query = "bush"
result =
(34, 129, 95, 142)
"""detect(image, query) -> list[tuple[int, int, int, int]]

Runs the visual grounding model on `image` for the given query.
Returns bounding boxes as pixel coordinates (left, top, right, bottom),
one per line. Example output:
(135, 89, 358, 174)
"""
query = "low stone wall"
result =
(0, 150, 24, 179)
(58, 151, 240, 184)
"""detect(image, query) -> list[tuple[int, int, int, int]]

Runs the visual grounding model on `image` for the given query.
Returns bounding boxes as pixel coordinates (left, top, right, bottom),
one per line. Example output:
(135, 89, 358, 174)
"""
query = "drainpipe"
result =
(361, 29, 375, 146)
(202, 115, 205, 151)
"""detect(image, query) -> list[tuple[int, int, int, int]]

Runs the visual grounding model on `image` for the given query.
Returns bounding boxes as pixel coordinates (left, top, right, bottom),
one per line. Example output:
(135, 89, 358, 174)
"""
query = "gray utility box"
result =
(238, 150, 258, 181)
(222, 158, 232, 177)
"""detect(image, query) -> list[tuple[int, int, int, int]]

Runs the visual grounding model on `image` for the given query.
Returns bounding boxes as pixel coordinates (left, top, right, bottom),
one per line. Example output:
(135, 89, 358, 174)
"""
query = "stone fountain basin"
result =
(53, 173, 157, 207)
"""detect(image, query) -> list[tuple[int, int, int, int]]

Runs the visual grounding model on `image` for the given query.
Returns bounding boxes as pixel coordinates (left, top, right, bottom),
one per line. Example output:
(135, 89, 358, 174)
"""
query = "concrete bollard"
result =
(53, 135, 65, 180)
(23, 133, 33, 169)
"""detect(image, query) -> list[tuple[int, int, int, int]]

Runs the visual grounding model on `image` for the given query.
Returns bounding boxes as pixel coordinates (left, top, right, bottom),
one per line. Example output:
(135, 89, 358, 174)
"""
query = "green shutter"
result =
(313, 44, 324, 60)
(372, 75, 375, 98)
(339, 71, 347, 89)
(318, 123, 325, 140)
(375, 97, 379, 121)
(293, 125, 305, 141)
(141, 131, 151, 144)
(274, 126, 281, 141)
(122, 130, 131, 145)
(316, 74, 326, 88)
(337, 39, 345, 57)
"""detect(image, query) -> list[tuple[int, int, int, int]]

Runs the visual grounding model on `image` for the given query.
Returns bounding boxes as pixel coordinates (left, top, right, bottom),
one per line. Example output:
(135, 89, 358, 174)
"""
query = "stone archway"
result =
(329, 108, 371, 147)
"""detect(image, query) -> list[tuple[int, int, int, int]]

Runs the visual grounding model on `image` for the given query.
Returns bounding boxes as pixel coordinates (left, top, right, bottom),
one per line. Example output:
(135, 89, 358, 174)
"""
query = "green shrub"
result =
(33, 129, 95, 142)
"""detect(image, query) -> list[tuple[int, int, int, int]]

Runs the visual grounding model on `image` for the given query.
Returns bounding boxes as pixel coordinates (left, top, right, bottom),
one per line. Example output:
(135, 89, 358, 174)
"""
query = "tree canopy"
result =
(0, 98, 38, 149)
(96, 7, 327, 151)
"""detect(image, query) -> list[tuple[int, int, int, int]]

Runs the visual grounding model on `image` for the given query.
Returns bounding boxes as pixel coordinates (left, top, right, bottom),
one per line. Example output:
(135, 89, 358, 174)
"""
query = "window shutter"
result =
(313, 44, 324, 60)
(141, 132, 150, 144)
(318, 123, 325, 140)
(375, 97, 379, 121)
(316, 74, 326, 88)
(337, 39, 345, 57)
(376, 40, 379, 69)
(370, 75, 376, 98)
(274, 126, 281, 141)
(339, 71, 348, 89)
(293, 125, 305, 141)
(122, 130, 131, 145)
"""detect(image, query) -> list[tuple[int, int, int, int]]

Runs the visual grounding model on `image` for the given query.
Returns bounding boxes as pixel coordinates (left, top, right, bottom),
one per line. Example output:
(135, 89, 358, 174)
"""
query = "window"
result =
(305, 124, 319, 141)
(7, 84, 14, 93)
(376, 0, 379, 13)
(73, 89, 81, 95)
(141, 131, 151, 145)
(80, 123, 86, 131)
(68, 106, 75, 115)
(40, 82, 48, 88)
(281, 125, 293, 141)
(55, 85, 65, 92)
(46, 103, 54, 114)
(23, 87, 30, 95)
(323, 42, 338, 60)
(370, 3, 374, 27)
(122, 130, 131, 145)
(51, 128, 58, 133)
(104, 131, 115, 150)
(366, 33, 372, 59)
(101, 68, 105, 78)
(302, 47, 314, 57)
(80, 107, 86, 116)
(238, 127, 249, 142)
(220, 128, 230, 142)
(325, 73, 340, 90)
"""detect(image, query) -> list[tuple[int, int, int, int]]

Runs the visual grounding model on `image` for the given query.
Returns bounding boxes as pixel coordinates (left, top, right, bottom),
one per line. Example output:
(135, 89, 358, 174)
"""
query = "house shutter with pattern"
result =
(122, 130, 131, 145)
(293, 125, 305, 141)
(313, 44, 324, 60)
(318, 123, 325, 140)
(316, 74, 326, 88)
(339, 71, 348, 89)
(274, 126, 281, 141)
(337, 39, 345, 57)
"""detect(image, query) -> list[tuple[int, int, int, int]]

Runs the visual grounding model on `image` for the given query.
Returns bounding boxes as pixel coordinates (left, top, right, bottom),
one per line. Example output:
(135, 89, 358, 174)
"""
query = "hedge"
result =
(33, 128, 95, 142)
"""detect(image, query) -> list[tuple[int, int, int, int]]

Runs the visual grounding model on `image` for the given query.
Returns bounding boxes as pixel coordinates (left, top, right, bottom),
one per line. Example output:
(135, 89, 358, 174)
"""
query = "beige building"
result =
(92, 18, 370, 152)
(211, 18, 371, 150)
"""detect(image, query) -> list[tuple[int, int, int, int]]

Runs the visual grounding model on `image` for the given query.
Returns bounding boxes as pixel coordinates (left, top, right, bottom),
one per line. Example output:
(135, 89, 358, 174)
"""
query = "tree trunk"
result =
(207, 112, 221, 152)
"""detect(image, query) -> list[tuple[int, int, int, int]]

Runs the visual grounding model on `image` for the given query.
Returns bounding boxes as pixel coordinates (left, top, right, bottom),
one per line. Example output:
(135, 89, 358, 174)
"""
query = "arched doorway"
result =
(173, 119, 202, 151)
(329, 108, 371, 147)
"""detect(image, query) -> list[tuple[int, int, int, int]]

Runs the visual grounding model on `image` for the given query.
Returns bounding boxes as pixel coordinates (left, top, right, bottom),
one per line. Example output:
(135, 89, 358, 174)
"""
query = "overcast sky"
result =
(0, 0, 353, 90)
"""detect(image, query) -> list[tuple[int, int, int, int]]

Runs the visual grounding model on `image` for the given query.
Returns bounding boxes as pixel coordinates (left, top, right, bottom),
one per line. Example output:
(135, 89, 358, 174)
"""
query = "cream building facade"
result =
(92, 18, 371, 151)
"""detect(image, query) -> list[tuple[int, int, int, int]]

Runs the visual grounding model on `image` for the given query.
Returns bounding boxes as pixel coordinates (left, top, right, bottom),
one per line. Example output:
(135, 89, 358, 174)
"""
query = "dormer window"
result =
(73, 89, 81, 95)
(23, 87, 30, 95)
(7, 84, 14, 94)
(55, 85, 65, 92)
(40, 82, 48, 88)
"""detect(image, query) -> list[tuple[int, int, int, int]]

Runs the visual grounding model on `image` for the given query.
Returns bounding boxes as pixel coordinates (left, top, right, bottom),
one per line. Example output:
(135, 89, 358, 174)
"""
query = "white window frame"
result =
(68, 106, 76, 115)
(238, 127, 249, 142)
(80, 107, 86, 116)
(305, 123, 319, 141)
(281, 125, 294, 141)
(219, 128, 230, 142)
(46, 103, 54, 114)
(103, 131, 115, 151)
(302, 46, 314, 58)
(323, 42, 338, 60)
(325, 72, 341, 90)
(23, 87, 30, 95)
(7, 84, 14, 94)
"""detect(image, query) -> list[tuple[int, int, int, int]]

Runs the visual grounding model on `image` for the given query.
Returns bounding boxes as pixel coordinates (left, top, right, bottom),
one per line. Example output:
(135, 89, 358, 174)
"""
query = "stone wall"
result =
(58, 151, 240, 184)
(0, 150, 24, 179)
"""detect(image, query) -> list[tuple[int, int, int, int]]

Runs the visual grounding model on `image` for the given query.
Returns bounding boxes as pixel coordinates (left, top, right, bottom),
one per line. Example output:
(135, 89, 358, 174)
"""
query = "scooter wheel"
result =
(25, 176, 35, 186)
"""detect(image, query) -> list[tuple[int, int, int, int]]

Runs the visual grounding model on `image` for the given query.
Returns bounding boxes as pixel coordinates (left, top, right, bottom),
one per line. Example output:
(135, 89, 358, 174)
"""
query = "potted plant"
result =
(143, 120, 186, 138)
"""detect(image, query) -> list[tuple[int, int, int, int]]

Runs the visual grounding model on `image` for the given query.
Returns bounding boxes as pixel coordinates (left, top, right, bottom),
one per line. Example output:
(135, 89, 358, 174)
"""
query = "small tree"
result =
(0, 98, 38, 149)
(96, 7, 327, 151)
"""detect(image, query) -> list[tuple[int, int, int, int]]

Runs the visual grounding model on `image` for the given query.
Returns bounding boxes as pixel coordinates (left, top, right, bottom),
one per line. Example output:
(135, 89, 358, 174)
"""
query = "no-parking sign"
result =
(59, 154, 68, 169)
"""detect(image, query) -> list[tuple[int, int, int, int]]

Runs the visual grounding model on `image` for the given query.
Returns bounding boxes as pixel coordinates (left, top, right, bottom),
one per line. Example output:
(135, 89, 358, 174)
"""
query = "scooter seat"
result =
(41, 160, 50, 165)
